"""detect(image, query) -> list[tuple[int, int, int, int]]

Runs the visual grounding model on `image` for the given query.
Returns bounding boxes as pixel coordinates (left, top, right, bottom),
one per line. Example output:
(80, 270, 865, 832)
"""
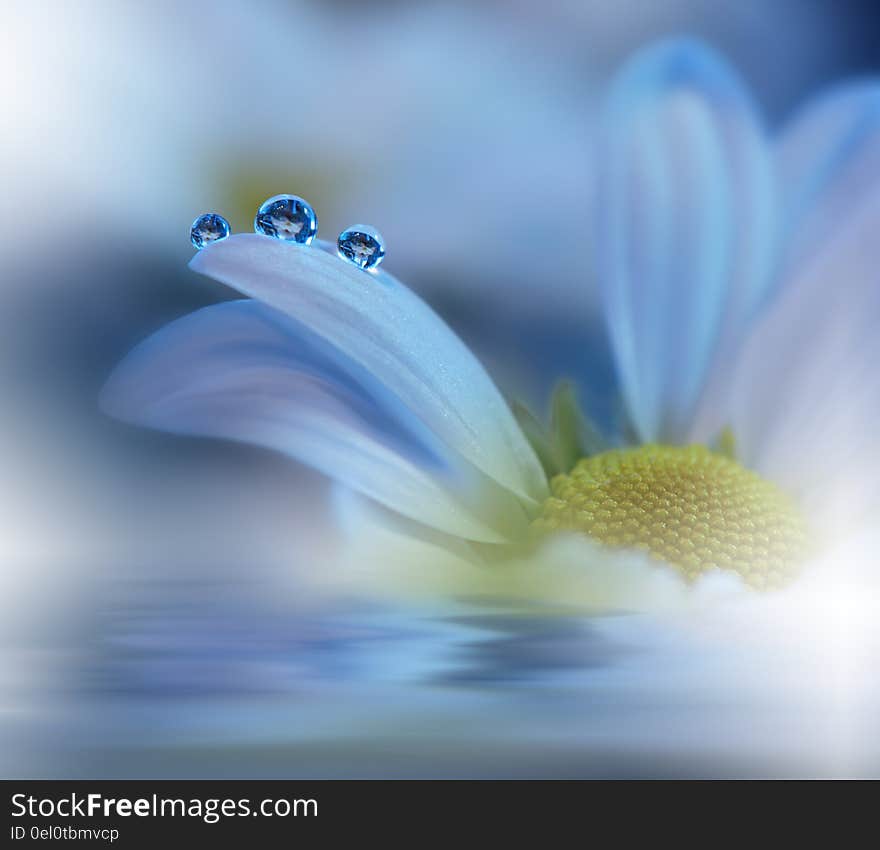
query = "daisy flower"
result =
(103, 39, 880, 613)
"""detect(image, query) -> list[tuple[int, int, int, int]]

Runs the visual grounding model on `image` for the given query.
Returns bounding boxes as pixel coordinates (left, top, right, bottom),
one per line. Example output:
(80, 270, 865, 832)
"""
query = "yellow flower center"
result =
(532, 444, 808, 589)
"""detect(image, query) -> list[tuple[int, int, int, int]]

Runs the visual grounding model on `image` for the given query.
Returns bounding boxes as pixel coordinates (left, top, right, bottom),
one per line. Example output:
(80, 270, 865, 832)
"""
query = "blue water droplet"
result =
(190, 213, 230, 249)
(337, 225, 385, 271)
(254, 195, 317, 244)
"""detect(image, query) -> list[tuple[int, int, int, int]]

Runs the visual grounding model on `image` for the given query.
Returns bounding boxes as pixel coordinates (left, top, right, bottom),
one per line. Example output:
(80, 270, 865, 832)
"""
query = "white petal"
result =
(333, 483, 481, 560)
(597, 39, 776, 443)
(725, 190, 880, 532)
(776, 82, 880, 286)
(102, 300, 530, 543)
(329, 485, 483, 596)
(190, 235, 547, 505)
(694, 83, 880, 447)
(730, 82, 880, 530)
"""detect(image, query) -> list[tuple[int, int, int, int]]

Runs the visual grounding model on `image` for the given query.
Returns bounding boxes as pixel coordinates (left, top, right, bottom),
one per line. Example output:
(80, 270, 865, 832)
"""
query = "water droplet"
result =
(190, 213, 230, 249)
(337, 225, 385, 270)
(254, 195, 317, 244)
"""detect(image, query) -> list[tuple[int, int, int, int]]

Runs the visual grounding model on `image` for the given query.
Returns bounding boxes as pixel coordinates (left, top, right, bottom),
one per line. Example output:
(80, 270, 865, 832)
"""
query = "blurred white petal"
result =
(597, 39, 776, 443)
(776, 81, 880, 284)
(102, 299, 530, 542)
(190, 235, 547, 505)
(724, 189, 880, 533)
(330, 485, 483, 596)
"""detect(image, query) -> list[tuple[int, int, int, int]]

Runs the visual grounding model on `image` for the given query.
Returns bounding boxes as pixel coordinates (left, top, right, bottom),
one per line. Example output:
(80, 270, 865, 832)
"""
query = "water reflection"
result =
(88, 583, 633, 696)
(4, 575, 879, 779)
(434, 612, 632, 686)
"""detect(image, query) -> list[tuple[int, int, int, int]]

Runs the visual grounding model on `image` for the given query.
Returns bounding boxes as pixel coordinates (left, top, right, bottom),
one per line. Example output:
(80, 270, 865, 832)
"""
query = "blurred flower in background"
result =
(2, 0, 880, 778)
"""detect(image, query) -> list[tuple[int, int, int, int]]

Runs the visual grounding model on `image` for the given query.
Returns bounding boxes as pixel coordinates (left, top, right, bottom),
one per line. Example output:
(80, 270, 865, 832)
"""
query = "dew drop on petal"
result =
(254, 194, 318, 244)
(190, 213, 230, 249)
(337, 225, 385, 270)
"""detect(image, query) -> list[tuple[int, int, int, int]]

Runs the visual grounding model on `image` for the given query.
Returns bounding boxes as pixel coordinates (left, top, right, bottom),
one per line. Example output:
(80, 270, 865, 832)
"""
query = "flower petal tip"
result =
(610, 37, 749, 110)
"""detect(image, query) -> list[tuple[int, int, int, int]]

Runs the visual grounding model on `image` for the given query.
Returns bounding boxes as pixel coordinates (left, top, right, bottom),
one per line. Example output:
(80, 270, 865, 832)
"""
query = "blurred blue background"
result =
(2, 0, 880, 777)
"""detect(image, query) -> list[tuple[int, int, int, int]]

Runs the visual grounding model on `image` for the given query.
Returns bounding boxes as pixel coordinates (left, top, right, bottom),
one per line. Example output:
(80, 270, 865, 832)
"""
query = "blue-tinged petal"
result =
(190, 235, 548, 505)
(776, 81, 880, 284)
(696, 82, 880, 443)
(596, 38, 777, 443)
(331, 485, 484, 596)
(723, 188, 880, 536)
(101, 300, 531, 543)
(332, 484, 482, 565)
